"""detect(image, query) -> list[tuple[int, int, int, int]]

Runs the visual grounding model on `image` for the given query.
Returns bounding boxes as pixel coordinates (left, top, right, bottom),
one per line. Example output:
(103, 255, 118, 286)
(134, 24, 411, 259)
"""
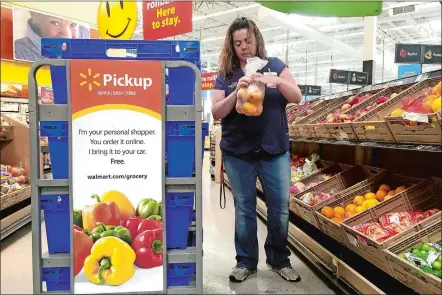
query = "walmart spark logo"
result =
(79, 68, 101, 91)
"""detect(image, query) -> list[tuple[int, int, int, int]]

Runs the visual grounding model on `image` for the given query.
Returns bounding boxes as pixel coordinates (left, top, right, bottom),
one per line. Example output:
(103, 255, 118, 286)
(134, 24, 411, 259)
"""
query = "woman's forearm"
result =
(277, 78, 302, 104)
(212, 90, 238, 120)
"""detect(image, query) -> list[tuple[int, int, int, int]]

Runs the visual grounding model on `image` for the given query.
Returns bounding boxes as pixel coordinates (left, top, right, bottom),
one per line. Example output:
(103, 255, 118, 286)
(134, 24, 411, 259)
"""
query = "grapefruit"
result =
(379, 184, 391, 192)
(432, 97, 441, 112)
(334, 207, 346, 218)
(345, 204, 357, 213)
(353, 195, 366, 206)
(363, 199, 379, 209)
(376, 190, 388, 201)
(365, 192, 376, 200)
(355, 205, 366, 213)
(395, 186, 407, 194)
(321, 206, 335, 219)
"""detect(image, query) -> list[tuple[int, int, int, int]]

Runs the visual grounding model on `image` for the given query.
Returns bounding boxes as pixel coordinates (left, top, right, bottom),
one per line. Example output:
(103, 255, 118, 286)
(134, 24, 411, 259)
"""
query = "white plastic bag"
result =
(236, 57, 268, 116)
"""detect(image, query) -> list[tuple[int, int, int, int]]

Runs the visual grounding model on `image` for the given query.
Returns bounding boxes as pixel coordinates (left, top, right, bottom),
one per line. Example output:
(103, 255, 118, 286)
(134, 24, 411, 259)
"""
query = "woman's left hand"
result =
(251, 73, 281, 88)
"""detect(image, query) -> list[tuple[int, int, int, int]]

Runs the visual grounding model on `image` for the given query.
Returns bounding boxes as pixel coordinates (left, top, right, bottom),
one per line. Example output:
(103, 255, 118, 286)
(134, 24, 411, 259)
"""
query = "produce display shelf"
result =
(223, 172, 415, 294)
(289, 138, 442, 153)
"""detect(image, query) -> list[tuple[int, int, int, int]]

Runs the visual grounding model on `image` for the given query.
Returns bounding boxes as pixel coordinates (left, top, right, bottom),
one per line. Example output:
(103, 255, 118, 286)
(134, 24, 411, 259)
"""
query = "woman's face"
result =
(232, 28, 257, 64)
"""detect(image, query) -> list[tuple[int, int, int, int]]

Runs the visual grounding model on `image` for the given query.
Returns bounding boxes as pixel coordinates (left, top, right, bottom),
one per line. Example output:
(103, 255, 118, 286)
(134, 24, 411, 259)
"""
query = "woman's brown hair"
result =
(218, 17, 267, 78)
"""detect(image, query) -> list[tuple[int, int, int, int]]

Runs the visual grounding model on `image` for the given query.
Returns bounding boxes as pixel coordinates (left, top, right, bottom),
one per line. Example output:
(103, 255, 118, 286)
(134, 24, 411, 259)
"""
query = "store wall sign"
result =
(422, 45, 442, 64)
(329, 69, 350, 84)
(397, 64, 421, 79)
(202, 72, 218, 90)
(143, 1, 192, 40)
(299, 85, 322, 96)
(348, 71, 369, 86)
(394, 44, 423, 64)
(70, 60, 164, 294)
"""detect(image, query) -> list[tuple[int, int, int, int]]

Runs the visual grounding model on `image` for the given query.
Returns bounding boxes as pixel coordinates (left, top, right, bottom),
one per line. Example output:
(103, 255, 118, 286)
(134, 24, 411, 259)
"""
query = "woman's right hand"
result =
(237, 76, 252, 91)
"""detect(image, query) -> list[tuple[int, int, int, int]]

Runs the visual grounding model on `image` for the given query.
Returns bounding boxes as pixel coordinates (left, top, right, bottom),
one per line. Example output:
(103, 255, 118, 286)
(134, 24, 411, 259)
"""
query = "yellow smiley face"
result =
(97, 1, 137, 39)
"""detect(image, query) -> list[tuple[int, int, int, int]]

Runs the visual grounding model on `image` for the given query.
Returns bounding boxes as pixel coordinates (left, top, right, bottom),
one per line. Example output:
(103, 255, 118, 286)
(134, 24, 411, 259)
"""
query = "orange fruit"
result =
(242, 102, 257, 115)
(379, 184, 391, 192)
(345, 211, 356, 218)
(331, 217, 344, 224)
(376, 190, 388, 201)
(237, 87, 248, 101)
(387, 190, 396, 196)
(248, 91, 264, 103)
(334, 207, 346, 218)
(345, 204, 357, 213)
(355, 205, 366, 213)
(395, 186, 407, 194)
(321, 206, 335, 219)
(365, 192, 377, 200)
(384, 194, 394, 201)
(353, 195, 366, 206)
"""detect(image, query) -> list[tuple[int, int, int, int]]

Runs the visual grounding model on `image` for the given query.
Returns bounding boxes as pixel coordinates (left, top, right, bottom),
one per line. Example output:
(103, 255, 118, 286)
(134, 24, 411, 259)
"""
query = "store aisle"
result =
(1, 152, 335, 294)
(201, 152, 335, 294)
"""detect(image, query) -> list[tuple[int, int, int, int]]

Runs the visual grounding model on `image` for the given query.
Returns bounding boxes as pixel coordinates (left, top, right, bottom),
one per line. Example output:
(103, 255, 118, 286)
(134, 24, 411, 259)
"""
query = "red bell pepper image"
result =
(123, 216, 162, 240)
(123, 216, 145, 239)
(82, 194, 121, 232)
(73, 225, 93, 276)
(132, 228, 163, 269)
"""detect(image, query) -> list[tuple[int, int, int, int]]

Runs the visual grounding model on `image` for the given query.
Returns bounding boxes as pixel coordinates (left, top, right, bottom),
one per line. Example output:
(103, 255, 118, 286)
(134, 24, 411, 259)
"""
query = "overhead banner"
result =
(423, 45, 442, 64)
(70, 60, 164, 294)
(329, 69, 368, 86)
(143, 1, 192, 40)
(12, 6, 92, 62)
(349, 71, 369, 86)
(298, 85, 321, 96)
(201, 72, 218, 90)
(395, 44, 423, 64)
(329, 69, 349, 84)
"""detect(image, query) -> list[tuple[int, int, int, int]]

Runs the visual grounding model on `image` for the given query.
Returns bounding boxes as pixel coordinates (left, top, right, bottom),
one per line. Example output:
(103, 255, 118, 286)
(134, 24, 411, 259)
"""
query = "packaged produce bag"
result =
(236, 57, 268, 116)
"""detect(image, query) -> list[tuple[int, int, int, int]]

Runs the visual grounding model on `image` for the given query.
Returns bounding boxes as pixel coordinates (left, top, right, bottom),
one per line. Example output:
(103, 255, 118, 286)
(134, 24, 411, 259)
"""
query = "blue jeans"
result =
(223, 151, 291, 271)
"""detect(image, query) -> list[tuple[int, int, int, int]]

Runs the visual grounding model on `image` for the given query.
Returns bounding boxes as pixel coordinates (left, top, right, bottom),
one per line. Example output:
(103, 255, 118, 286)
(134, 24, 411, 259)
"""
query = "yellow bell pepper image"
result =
(84, 236, 136, 286)
(100, 190, 136, 222)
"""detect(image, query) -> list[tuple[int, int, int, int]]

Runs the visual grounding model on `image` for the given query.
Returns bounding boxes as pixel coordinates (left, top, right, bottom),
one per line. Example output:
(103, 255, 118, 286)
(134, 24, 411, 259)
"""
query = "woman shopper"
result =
(212, 17, 302, 283)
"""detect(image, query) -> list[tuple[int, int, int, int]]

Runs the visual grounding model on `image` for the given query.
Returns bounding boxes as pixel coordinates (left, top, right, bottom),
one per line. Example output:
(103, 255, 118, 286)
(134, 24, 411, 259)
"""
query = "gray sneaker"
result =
(229, 267, 257, 282)
(268, 265, 301, 282)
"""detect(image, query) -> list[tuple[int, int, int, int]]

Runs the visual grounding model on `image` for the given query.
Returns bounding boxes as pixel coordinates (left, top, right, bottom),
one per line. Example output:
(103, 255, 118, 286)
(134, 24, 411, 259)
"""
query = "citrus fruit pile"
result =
(320, 184, 407, 223)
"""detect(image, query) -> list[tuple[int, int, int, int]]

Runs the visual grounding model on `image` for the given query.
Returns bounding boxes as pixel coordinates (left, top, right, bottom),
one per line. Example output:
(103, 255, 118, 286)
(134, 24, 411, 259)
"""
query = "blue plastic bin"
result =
(166, 122, 195, 177)
(41, 194, 70, 254)
(42, 267, 70, 291)
(40, 122, 69, 179)
(166, 193, 194, 249)
(167, 263, 196, 287)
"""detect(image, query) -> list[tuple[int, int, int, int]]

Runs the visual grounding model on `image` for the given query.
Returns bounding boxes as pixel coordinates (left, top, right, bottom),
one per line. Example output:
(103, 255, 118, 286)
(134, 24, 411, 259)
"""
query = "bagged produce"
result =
(353, 222, 397, 242)
(236, 57, 268, 116)
(397, 241, 442, 278)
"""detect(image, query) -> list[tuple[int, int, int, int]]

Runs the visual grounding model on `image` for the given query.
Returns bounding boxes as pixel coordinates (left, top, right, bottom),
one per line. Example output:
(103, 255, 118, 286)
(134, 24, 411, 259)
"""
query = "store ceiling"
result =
(139, 1, 441, 94)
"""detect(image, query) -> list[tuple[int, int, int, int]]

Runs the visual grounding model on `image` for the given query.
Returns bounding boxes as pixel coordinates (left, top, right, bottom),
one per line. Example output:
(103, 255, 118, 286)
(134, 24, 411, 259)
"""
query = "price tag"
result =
(403, 111, 429, 123)
(347, 234, 359, 248)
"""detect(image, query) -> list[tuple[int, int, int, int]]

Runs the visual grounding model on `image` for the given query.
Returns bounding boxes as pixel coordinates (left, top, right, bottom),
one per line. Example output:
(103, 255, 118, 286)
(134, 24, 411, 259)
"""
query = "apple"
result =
(342, 104, 352, 111)
(306, 109, 314, 115)
(327, 117, 335, 123)
(347, 96, 359, 106)
(354, 109, 362, 117)
(365, 105, 375, 112)
(346, 114, 355, 121)
(359, 111, 368, 117)
(340, 114, 348, 120)
(334, 109, 342, 115)
(326, 114, 334, 121)
(376, 96, 389, 104)
(390, 93, 398, 99)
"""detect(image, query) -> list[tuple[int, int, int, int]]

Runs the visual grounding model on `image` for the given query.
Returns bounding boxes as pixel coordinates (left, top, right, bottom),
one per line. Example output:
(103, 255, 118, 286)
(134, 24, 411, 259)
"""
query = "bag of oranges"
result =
(236, 57, 268, 116)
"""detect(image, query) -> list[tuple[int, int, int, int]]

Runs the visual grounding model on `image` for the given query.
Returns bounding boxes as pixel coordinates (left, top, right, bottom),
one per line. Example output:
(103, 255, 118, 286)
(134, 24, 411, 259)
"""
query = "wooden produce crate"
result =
(291, 165, 385, 229)
(291, 96, 348, 139)
(305, 92, 374, 140)
(326, 84, 414, 141)
(0, 186, 31, 210)
(385, 222, 441, 294)
(341, 177, 441, 275)
(315, 173, 422, 247)
(352, 82, 427, 143)
(385, 77, 442, 145)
